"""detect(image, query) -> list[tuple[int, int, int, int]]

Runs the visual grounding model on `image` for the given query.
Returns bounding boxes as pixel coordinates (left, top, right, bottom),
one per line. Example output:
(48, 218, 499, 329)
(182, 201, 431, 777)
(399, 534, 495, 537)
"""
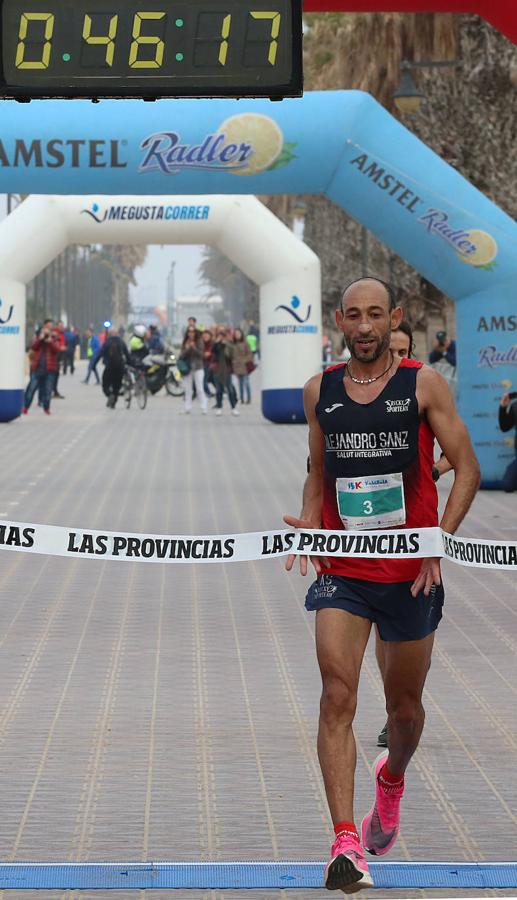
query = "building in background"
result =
(173, 295, 223, 341)
(128, 306, 167, 330)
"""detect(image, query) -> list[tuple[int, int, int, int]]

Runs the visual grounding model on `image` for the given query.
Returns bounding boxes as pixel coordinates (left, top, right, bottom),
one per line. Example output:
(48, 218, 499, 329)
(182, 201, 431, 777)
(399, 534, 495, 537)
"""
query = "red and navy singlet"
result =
(316, 358, 438, 583)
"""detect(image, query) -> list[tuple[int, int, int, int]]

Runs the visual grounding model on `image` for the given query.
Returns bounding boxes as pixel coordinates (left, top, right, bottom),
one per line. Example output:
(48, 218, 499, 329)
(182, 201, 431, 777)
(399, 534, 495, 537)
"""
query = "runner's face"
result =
(390, 330, 411, 358)
(337, 282, 399, 364)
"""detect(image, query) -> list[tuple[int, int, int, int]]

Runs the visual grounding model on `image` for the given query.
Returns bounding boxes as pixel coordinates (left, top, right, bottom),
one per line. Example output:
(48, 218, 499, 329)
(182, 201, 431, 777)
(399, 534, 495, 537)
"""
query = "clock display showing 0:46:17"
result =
(3, 0, 296, 88)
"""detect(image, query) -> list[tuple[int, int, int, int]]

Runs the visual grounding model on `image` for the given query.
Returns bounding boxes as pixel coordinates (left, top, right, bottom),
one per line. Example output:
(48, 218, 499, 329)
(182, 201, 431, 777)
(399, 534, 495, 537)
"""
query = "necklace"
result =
(347, 352, 394, 385)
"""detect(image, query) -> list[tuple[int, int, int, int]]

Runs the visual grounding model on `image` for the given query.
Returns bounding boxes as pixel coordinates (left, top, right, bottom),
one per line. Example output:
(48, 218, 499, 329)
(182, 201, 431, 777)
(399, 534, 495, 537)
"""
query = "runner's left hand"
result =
(283, 515, 330, 576)
(411, 557, 441, 598)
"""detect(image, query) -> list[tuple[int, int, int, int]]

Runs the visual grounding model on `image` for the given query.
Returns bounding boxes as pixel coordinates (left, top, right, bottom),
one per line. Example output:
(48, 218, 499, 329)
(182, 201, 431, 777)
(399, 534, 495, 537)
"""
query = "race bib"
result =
(336, 473, 406, 530)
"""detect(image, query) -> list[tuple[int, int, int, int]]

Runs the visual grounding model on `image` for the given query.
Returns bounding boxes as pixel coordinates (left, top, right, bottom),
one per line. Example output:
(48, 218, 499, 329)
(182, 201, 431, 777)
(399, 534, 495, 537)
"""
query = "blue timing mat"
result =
(0, 861, 515, 890)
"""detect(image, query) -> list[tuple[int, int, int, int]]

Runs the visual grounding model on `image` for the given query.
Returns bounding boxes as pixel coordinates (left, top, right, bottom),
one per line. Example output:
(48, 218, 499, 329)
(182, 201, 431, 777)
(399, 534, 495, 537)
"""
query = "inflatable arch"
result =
(0, 90, 516, 485)
(0, 194, 321, 425)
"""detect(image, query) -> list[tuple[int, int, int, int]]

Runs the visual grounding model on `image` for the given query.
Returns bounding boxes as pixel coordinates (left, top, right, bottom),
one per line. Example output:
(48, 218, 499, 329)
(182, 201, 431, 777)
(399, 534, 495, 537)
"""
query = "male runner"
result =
(376, 320, 451, 749)
(285, 278, 479, 893)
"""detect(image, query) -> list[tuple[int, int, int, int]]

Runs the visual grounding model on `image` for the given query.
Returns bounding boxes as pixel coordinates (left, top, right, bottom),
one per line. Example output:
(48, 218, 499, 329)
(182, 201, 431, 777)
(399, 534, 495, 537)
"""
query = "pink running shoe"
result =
(324, 831, 373, 893)
(361, 751, 404, 856)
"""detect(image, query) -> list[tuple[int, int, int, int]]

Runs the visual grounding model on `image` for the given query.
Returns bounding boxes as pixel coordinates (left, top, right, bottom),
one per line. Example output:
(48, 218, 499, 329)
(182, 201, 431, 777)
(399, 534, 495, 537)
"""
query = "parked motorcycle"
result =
(142, 351, 185, 397)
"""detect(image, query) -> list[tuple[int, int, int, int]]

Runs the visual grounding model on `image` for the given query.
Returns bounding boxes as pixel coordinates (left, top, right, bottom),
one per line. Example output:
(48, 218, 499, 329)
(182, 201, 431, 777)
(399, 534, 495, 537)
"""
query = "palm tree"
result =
(304, 12, 458, 109)
(199, 246, 258, 323)
(93, 244, 148, 323)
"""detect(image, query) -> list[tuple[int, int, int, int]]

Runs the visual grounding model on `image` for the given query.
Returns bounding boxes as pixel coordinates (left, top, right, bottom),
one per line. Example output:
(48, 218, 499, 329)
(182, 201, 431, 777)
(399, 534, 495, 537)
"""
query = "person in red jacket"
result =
(52, 320, 67, 399)
(23, 320, 61, 416)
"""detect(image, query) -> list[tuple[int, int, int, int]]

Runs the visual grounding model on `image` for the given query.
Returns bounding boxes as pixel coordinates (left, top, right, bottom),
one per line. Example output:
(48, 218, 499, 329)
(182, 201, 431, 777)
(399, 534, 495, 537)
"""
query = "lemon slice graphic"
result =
(456, 229, 498, 267)
(216, 113, 284, 176)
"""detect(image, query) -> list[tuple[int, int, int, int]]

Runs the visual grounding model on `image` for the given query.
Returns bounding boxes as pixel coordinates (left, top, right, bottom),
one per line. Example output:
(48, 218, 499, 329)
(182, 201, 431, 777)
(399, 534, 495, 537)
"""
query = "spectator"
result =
(183, 316, 200, 338)
(93, 327, 130, 408)
(246, 328, 258, 363)
(147, 324, 165, 353)
(83, 329, 101, 384)
(390, 320, 415, 359)
(201, 330, 215, 398)
(63, 326, 80, 375)
(499, 392, 517, 492)
(391, 321, 452, 483)
(212, 327, 238, 416)
(23, 320, 61, 416)
(128, 325, 149, 368)
(247, 319, 259, 356)
(53, 320, 67, 398)
(232, 328, 254, 405)
(322, 334, 333, 365)
(338, 334, 351, 362)
(429, 330, 456, 367)
(179, 325, 207, 415)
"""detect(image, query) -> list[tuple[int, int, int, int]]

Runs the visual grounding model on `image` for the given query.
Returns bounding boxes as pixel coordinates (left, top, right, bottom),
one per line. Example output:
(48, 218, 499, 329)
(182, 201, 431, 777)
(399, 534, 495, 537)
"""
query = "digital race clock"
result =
(0, 0, 302, 98)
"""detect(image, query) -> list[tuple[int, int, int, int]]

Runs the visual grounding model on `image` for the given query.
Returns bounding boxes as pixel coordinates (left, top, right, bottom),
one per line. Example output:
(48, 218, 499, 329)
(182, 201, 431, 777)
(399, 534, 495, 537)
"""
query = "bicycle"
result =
(133, 367, 148, 409)
(122, 366, 147, 410)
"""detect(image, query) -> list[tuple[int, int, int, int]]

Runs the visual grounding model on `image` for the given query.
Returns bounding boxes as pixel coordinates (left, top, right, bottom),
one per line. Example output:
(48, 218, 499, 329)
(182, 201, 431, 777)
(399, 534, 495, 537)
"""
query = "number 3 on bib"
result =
(336, 473, 406, 530)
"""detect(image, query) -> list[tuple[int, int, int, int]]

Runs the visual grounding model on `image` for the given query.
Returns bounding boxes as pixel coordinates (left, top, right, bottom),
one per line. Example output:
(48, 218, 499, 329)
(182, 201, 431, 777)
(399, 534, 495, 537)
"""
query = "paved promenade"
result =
(0, 364, 516, 900)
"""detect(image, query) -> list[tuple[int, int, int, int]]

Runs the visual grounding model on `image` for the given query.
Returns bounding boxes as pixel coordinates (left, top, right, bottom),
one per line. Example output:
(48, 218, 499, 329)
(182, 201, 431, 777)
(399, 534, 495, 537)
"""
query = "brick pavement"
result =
(0, 363, 516, 899)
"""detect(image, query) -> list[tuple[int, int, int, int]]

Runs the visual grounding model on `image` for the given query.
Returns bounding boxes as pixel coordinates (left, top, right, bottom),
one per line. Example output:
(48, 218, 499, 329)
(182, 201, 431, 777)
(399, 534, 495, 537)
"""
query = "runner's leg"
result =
(383, 633, 434, 775)
(317, 608, 374, 891)
(316, 608, 371, 823)
(361, 632, 434, 857)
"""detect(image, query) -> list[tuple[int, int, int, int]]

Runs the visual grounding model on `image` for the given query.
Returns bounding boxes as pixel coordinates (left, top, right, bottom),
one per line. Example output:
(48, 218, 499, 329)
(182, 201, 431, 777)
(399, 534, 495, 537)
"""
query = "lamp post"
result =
(393, 59, 462, 114)
(167, 260, 176, 343)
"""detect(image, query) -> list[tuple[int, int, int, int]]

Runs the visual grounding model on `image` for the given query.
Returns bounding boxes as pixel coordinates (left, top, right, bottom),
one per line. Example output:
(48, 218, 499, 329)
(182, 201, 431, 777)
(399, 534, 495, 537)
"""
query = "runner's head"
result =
(337, 277, 402, 364)
(390, 320, 414, 359)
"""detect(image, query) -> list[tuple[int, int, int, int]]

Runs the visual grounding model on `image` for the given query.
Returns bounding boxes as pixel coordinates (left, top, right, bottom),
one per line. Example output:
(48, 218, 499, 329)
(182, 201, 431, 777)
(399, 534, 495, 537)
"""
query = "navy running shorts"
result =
(305, 574, 444, 641)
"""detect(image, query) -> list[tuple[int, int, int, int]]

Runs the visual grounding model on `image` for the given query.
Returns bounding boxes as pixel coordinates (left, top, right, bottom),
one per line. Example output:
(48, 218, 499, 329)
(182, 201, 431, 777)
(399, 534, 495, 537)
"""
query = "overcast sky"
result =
(130, 244, 205, 309)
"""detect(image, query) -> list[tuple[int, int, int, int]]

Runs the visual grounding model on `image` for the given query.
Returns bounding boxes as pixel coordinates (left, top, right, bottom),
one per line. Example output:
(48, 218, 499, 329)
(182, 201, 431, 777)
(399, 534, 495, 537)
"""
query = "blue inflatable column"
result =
(0, 282, 26, 422)
(260, 266, 321, 424)
(456, 284, 517, 489)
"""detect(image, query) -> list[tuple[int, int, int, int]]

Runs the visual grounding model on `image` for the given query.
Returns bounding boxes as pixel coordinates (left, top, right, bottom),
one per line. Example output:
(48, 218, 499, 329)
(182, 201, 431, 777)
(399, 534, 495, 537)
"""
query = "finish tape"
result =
(1, 520, 516, 570)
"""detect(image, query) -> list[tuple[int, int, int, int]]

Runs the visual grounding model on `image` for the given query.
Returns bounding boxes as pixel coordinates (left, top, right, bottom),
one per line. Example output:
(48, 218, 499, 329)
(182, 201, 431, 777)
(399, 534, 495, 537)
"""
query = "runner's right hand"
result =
(283, 514, 330, 577)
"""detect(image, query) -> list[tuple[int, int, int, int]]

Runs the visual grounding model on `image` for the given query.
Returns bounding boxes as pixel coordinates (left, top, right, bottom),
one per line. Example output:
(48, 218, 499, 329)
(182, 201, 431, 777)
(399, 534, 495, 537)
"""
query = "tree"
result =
(198, 246, 258, 323)
(92, 244, 148, 324)
(26, 243, 148, 333)
(264, 13, 517, 354)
